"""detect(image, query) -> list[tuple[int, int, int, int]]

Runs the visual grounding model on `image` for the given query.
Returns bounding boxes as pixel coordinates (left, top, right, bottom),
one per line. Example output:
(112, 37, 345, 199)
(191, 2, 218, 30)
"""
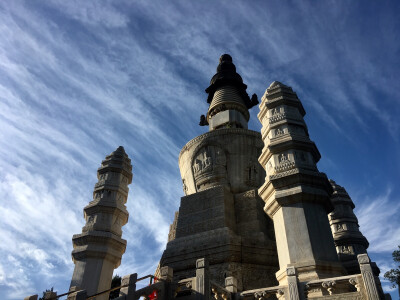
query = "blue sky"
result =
(0, 1, 399, 299)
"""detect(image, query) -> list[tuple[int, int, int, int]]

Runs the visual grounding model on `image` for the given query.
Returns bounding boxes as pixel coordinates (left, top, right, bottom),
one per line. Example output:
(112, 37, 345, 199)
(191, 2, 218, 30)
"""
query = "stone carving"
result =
(267, 162, 273, 174)
(361, 270, 380, 299)
(279, 153, 288, 163)
(274, 153, 295, 173)
(199, 114, 209, 126)
(286, 267, 296, 276)
(322, 280, 336, 295)
(357, 254, 370, 264)
(341, 245, 352, 254)
(211, 287, 228, 300)
(182, 179, 188, 195)
(192, 145, 227, 191)
(224, 277, 234, 286)
(197, 258, 206, 269)
(269, 168, 298, 180)
(269, 112, 287, 124)
(349, 278, 360, 292)
(180, 127, 260, 156)
(288, 282, 299, 300)
(275, 127, 284, 137)
(276, 289, 284, 299)
(245, 162, 258, 186)
(254, 291, 269, 300)
(242, 189, 256, 198)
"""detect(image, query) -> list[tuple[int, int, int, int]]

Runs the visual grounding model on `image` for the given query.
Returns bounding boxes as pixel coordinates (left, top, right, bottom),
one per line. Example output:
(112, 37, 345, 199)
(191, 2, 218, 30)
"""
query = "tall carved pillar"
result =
(70, 146, 133, 300)
(328, 180, 379, 275)
(258, 81, 344, 285)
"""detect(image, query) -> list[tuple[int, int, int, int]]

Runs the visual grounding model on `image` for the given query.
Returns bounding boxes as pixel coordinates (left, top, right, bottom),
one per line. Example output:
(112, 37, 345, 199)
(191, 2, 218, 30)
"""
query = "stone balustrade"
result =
(25, 255, 389, 300)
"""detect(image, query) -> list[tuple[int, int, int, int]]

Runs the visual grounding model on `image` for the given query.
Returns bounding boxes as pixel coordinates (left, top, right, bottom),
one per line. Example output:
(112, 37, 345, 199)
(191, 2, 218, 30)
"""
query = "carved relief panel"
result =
(274, 151, 295, 173)
(245, 160, 260, 187)
(269, 125, 288, 140)
(268, 105, 303, 125)
(192, 145, 227, 191)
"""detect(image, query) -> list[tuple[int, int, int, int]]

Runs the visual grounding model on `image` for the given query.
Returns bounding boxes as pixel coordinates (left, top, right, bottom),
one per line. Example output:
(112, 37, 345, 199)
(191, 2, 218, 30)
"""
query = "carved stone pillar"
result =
(258, 82, 344, 285)
(67, 290, 87, 300)
(44, 291, 57, 300)
(358, 254, 381, 300)
(286, 267, 301, 300)
(70, 146, 133, 300)
(119, 273, 137, 300)
(225, 276, 238, 293)
(196, 258, 210, 300)
(160, 266, 174, 282)
(328, 180, 375, 275)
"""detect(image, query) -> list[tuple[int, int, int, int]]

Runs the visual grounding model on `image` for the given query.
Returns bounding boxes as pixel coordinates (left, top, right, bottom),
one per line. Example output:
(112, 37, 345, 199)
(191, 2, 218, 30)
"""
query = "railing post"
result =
(119, 273, 137, 300)
(160, 266, 174, 282)
(44, 291, 57, 300)
(286, 267, 301, 300)
(225, 276, 237, 293)
(24, 295, 38, 300)
(195, 258, 210, 300)
(67, 289, 87, 300)
(358, 254, 381, 300)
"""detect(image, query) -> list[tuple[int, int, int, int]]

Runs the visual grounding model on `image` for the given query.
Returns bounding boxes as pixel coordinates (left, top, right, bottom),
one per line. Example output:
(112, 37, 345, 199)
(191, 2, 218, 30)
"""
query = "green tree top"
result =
(384, 245, 400, 297)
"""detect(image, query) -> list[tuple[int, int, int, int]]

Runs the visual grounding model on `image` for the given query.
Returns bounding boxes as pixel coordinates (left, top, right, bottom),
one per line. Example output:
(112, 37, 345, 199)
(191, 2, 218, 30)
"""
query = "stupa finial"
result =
(199, 54, 259, 129)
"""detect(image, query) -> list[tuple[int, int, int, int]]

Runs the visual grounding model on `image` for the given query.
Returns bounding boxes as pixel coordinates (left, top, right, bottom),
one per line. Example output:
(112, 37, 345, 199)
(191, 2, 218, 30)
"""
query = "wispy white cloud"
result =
(47, 0, 129, 28)
(356, 187, 400, 253)
(0, 1, 399, 300)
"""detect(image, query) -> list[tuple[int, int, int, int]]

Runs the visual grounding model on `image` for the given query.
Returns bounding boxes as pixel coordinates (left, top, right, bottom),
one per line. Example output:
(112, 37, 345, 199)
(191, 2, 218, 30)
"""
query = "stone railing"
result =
(210, 281, 231, 300)
(304, 274, 362, 298)
(175, 277, 196, 297)
(25, 255, 389, 300)
(241, 286, 286, 299)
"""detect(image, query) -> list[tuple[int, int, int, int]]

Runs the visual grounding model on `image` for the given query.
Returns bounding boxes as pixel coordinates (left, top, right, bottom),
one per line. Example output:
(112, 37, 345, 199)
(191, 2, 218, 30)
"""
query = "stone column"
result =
(286, 267, 300, 300)
(225, 276, 238, 293)
(67, 290, 87, 300)
(70, 146, 133, 300)
(119, 273, 137, 300)
(196, 258, 210, 300)
(358, 254, 381, 300)
(328, 180, 374, 275)
(160, 266, 174, 282)
(258, 82, 344, 285)
(44, 291, 57, 300)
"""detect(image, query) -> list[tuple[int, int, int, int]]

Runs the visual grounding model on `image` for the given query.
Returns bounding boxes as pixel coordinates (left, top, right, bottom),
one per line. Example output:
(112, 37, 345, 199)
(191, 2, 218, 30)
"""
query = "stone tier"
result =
(179, 128, 265, 195)
(328, 180, 378, 276)
(160, 186, 278, 292)
(70, 146, 133, 300)
(258, 82, 344, 285)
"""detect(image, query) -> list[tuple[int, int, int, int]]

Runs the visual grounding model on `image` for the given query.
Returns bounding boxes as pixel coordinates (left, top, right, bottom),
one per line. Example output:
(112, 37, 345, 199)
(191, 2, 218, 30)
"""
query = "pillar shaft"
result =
(258, 82, 344, 284)
(70, 146, 133, 299)
(328, 180, 375, 275)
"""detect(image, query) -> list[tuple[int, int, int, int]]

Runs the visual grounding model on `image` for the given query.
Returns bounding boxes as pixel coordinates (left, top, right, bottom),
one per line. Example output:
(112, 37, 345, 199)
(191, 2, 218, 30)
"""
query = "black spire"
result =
(204, 54, 258, 108)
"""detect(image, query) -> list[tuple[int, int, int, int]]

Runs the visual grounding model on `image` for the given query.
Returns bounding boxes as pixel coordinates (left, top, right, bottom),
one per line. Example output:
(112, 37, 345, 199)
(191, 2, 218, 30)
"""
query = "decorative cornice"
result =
(179, 128, 261, 160)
